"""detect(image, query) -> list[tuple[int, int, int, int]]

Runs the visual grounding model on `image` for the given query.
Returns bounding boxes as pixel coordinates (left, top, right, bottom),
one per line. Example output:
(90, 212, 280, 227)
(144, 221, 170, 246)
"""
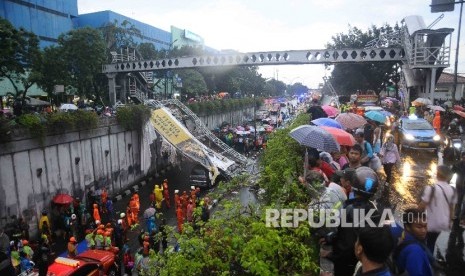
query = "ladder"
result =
(164, 99, 248, 165)
(323, 77, 340, 108)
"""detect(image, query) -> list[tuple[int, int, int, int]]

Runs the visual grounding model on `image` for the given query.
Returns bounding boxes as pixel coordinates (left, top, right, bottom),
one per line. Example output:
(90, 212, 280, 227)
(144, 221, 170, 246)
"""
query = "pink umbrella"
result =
(322, 105, 340, 117)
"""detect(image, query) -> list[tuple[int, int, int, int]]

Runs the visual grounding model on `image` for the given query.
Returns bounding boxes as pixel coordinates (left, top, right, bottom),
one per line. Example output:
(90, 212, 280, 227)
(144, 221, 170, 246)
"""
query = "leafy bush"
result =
(188, 103, 199, 113)
(0, 118, 12, 143)
(47, 112, 76, 132)
(259, 113, 313, 205)
(116, 104, 151, 132)
(74, 110, 98, 130)
(187, 98, 263, 115)
(17, 114, 46, 143)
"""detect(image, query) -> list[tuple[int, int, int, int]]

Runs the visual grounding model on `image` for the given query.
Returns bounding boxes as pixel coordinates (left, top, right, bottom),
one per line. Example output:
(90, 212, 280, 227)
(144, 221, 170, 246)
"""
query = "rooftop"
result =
(437, 72, 465, 84)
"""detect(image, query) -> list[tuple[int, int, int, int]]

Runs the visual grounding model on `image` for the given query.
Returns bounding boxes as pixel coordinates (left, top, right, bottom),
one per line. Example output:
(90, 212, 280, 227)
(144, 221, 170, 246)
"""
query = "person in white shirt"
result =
(420, 165, 457, 253)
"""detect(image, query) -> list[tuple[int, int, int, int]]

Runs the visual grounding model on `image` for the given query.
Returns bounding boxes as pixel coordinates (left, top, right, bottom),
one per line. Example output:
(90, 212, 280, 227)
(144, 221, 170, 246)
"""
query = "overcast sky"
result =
(78, 0, 464, 88)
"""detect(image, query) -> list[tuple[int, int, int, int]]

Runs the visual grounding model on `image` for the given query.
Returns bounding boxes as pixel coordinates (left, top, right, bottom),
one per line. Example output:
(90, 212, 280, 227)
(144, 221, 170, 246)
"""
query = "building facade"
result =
(0, 0, 78, 48)
(77, 10, 172, 51)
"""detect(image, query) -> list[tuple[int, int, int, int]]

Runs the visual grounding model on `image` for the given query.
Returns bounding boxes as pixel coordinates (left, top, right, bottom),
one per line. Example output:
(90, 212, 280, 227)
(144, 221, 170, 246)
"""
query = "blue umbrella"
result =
(311, 118, 343, 129)
(289, 125, 340, 152)
(365, 111, 387, 124)
(380, 110, 393, 117)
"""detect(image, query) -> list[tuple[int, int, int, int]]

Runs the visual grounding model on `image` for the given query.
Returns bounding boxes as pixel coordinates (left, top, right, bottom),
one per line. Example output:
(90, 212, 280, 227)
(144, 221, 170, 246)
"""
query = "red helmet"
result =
(22, 240, 29, 246)
(69, 237, 77, 243)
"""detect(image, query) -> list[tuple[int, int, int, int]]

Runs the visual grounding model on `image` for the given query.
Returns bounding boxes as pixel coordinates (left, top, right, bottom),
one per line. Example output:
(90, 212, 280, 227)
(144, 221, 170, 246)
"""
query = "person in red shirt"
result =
(162, 179, 170, 209)
(319, 159, 335, 180)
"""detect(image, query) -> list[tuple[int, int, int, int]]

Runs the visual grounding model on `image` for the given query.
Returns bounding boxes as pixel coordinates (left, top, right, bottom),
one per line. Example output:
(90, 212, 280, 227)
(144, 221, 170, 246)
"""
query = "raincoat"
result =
(432, 111, 441, 134)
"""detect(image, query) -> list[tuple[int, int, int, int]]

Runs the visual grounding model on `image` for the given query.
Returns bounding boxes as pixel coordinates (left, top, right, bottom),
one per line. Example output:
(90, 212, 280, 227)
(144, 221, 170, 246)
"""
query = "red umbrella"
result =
(322, 105, 340, 117)
(320, 126, 356, 146)
(453, 110, 465, 119)
(453, 105, 464, 111)
(52, 194, 74, 205)
(335, 113, 367, 130)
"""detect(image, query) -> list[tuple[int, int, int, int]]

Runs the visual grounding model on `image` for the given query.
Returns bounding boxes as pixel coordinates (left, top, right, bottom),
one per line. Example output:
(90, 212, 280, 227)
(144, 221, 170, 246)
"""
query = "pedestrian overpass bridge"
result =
(101, 15, 455, 175)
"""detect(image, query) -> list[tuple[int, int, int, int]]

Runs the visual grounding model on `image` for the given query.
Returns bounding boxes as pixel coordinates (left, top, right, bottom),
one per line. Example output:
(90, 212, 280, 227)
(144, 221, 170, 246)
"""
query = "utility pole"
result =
(452, 1, 463, 104)
(430, 0, 464, 103)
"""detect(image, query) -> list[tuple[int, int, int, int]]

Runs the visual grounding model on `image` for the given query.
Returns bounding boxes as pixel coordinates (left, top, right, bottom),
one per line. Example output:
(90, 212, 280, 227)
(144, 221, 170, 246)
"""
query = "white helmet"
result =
(174, 190, 179, 193)
(120, 213, 126, 218)
(71, 214, 76, 220)
(191, 186, 195, 190)
(95, 220, 100, 225)
(117, 219, 123, 225)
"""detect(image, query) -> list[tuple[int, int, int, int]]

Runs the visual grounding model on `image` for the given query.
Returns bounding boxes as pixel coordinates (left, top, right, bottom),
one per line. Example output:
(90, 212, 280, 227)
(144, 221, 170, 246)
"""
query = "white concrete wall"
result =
(0, 124, 152, 236)
(198, 107, 255, 129)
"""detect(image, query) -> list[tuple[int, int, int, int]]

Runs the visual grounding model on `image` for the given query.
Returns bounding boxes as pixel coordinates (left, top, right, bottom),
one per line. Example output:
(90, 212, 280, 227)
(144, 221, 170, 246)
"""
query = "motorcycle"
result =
(443, 134, 463, 161)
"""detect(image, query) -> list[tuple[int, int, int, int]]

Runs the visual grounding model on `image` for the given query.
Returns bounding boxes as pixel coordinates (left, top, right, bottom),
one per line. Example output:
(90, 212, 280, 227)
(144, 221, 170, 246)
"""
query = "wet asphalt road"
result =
(388, 148, 465, 273)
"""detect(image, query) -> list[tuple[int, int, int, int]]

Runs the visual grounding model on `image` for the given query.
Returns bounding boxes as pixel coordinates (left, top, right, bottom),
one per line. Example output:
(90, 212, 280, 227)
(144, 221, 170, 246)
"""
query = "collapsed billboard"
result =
(150, 107, 235, 183)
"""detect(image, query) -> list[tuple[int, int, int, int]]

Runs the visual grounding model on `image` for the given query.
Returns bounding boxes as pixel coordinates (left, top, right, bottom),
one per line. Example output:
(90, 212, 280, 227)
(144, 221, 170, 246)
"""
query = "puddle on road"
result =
(391, 152, 437, 210)
(390, 150, 465, 265)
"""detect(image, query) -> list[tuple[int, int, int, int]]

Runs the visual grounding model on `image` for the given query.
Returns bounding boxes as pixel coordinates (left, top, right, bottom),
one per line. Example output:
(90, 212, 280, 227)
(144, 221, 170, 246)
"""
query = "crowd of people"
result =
(302, 98, 464, 276)
(0, 176, 215, 276)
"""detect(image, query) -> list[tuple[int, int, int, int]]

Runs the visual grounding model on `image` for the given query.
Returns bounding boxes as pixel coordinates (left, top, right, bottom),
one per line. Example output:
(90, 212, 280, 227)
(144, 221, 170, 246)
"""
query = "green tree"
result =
(57, 27, 107, 100)
(326, 24, 401, 95)
(101, 19, 142, 51)
(287, 82, 309, 96)
(175, 69, 208, 97)
(0, 18, 42, 115)
(36, 46, 68, 102)
(263, 79, 286, 97)
(138, 42, 160, 59)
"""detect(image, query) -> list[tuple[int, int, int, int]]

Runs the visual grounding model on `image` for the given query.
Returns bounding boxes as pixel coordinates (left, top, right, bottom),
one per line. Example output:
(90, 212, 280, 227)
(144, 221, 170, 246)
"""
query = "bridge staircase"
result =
(110, 48, 155, 104)
(399, 15, 453, 99)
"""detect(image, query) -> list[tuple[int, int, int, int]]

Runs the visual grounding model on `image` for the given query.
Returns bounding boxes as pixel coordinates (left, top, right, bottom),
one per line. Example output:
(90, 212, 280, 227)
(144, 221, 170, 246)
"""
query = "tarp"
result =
(25, 97, 51, 106)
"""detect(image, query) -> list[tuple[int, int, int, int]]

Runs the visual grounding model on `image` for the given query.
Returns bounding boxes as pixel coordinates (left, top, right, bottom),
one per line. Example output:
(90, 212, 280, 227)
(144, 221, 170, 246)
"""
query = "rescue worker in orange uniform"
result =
(162, 179, 170, 209)
(142, 235, 150, 255)
(101, 188, 108, 214)
(126, 206, 134, 227)
(186, 200, 194, 223)
(93, 204, 101, 223)
(176, 205, 184, 233)
(174, 190, 180, 209)
(129, 197, 139, 224)
(433, 110, 441, 134)
(133, 192, 140, 210)
(67, 237, 78, 258)
(181, 191, 188, 219)
(190, 186, 197, 209)
(120, 213, 128, 241)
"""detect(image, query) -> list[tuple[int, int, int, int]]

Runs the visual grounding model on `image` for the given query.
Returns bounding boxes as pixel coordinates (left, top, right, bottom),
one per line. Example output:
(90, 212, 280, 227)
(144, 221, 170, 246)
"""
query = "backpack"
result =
(386, 239, 419, 275)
